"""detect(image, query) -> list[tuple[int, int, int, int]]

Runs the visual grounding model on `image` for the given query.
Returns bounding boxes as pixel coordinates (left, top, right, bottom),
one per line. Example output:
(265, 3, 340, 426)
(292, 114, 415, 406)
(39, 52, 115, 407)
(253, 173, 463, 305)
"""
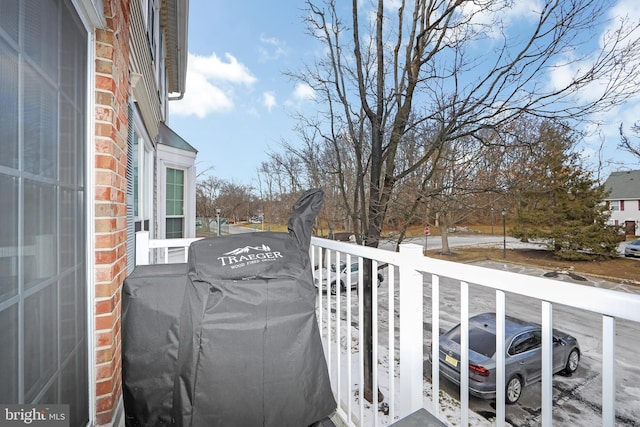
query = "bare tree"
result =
(196, 176, 224, 232)
(619, 122, 640, 159)
(289, 0, 640, 400)
(216, 181, 256, 224)
(197, 174, 257, 230)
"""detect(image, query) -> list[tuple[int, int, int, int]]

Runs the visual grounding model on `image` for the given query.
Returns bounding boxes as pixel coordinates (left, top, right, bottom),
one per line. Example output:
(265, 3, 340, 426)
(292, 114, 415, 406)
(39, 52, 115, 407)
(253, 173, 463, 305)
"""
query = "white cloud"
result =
(547, 0, 640, 105)
(170, 52, 256, 118)
(189, 52, 257, 84)
(258, 35, 289, 61)
(262, 92, 277, 112)
(292, 83, 316, 101)
(444, 0, 544, 42)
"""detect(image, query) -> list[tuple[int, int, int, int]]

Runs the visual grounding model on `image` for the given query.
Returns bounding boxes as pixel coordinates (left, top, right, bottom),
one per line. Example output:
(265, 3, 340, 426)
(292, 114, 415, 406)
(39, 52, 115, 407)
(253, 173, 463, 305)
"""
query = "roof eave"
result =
(162, 0, 189, 96)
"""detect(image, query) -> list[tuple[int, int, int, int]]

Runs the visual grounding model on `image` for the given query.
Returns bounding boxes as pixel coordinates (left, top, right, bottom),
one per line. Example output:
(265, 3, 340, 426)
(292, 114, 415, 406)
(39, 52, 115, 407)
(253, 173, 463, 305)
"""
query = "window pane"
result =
(0, 41, 19, 169)
(60, 189, 76, 270)
(166, 181, 174, 201)
(24, 180, 58, 288)
(24, 283, 59, 402)
(24, 65, 58, 178)
(0, 0, 19, 42)
(60, 272, 77, 360)
(59, 99, 76, 185)
(166, 218, 183, 239)
(60, 4, 86, 105)
(0, 173, 18, 303)
(61, 354, 78, 424)
(0, 304, 18, 401)
(166, 168, 184, 216)
(24, 0, 59, 81)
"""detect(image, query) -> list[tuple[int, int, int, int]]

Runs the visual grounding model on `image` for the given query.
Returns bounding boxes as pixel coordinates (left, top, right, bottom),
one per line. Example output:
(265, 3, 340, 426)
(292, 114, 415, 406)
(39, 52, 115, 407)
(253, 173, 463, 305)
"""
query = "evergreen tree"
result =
(511, 121, 620, 260)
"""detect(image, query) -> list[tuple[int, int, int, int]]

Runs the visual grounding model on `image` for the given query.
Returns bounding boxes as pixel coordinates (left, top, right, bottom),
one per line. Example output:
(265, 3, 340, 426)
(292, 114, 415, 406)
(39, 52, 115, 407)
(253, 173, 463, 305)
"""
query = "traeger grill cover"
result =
(174, 188, 335, 427)
(122, 263, 188, 426)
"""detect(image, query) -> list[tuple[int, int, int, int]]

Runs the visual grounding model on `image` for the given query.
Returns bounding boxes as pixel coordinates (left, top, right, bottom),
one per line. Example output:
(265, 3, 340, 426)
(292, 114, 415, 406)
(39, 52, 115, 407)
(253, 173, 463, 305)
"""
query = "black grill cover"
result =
(122, 263, 188, 426)
(174, 188, 335, 427)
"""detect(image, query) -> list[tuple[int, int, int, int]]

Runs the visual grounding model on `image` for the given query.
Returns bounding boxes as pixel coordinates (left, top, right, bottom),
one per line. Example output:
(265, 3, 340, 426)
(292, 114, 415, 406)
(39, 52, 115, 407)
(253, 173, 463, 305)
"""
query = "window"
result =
(447, 326, 497, 358)
(610, 200, 620, 211)
(132, 127, 153, 231)
(0, 0, 88, 424)
(126, 107, 154, 271)
(508, 331, 542, 355)
(166, 168, 185, 238)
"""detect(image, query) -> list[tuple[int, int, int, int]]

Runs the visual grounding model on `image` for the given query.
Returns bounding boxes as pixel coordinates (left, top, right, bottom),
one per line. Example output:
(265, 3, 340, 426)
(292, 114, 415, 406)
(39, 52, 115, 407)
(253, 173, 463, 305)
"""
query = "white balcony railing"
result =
(135, 231, 202, 265)
(135, 231, 640, 427)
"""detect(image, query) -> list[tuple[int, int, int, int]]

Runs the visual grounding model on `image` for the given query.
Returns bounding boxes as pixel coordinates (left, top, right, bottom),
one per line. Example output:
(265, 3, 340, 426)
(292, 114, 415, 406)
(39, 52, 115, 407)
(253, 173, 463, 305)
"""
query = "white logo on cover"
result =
(217, 243, 282, 267)
(223, 244, 272, 256)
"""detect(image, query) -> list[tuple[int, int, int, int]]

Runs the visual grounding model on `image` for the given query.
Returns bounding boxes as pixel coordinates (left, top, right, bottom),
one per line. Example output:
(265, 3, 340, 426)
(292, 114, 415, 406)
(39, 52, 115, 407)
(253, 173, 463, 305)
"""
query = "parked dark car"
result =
(429, 312, 580, 404)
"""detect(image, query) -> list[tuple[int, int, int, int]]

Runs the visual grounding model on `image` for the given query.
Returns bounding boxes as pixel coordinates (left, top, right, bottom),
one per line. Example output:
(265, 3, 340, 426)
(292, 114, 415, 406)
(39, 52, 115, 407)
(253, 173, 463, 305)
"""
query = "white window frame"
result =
(164, 166, 186, 238)
(132, 113, 155, 234)
(157, 154, 196, 239)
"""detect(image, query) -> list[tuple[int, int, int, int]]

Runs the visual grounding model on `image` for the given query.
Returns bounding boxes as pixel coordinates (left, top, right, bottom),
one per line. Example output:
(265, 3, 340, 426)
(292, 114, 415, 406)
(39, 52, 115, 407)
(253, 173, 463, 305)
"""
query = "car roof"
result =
(468, 312, 538, 336)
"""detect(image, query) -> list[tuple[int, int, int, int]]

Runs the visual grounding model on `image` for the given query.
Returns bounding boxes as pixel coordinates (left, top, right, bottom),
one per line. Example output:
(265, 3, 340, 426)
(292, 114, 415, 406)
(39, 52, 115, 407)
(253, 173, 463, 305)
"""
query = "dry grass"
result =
(428, 246, 640, 284)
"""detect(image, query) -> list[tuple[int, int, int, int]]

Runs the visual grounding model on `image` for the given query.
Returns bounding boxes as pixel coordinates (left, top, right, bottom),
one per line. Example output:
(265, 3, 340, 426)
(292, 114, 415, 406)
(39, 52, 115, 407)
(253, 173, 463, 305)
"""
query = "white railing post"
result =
(399, 243, 424, 418)
(135, 231, 150, 265)
(602, 315, 616, 427)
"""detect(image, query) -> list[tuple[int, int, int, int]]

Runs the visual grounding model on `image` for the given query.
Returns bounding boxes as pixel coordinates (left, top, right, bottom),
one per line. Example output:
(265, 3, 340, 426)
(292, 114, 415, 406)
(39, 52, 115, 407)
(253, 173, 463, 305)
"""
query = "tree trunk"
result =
(440, 222, 451, 254)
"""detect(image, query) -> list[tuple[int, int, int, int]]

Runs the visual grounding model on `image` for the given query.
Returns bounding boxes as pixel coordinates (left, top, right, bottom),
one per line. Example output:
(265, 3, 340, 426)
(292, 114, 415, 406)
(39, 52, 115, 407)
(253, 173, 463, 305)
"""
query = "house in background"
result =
(604, 170, 640, 236)
(0, 0, 194, 425)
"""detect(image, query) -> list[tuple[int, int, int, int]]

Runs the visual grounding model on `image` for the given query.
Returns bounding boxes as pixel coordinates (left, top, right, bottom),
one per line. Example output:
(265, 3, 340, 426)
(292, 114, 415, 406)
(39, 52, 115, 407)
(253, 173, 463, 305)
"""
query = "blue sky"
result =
(168, 0, 640, 187)
(168, 0, 319, 186)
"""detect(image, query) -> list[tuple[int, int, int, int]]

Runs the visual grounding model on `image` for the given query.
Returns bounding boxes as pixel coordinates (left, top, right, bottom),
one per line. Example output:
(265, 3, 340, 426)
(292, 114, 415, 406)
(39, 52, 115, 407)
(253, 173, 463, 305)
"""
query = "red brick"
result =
(96, 249, 117, 264)
(95, 313, 114, 331)
(95, 122, 113, 138)
(96, 394, 114, 413)
(95, 187, 112, 202)
(96, 330, 113, 347)
(95, 347, 114, 365)
(95, 106, 113, 122)
(95, 298, 115, 316)
(95, 29, 113, 45)
(96, 378, 114, 397)
(95, 218, 117, 233)
(95, 42, 114, 61)
(95, 154, 115, 170)
(95, 91, 113, 107)
(96, 411, 114, 426)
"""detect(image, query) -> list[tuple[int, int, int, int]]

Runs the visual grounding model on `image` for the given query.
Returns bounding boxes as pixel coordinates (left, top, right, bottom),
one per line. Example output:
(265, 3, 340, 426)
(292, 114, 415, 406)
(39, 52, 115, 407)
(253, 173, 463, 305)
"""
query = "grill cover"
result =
(122, 263, 188, 426)
(174, 188, 335, 427)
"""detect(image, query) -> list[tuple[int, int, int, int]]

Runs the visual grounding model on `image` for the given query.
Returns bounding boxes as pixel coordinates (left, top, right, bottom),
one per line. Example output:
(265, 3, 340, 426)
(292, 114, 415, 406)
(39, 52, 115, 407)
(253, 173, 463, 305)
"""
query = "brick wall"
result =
(94, 0, 131, 425)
